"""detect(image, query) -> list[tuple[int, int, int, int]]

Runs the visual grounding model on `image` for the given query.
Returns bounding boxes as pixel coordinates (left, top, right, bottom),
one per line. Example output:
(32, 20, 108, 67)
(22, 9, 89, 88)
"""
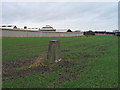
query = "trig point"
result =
(46, 40, 61, 64)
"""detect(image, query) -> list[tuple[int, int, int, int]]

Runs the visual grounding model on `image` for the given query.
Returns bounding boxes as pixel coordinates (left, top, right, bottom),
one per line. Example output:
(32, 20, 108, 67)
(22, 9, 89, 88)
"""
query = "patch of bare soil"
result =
(53, 61, 87, 88)
(82, 45, 98, 51)
(66, 53, 97, 58)
(2, 58, 34, 77)
(61, 49, 71, 52)
(3, 55, 89, 88)
(2, 55, 84, 81)
(2, 55, 46, 77)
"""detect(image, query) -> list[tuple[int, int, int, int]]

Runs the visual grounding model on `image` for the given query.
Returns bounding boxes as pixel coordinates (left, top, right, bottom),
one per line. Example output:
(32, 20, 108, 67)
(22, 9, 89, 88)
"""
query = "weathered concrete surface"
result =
(2, 30, 83, 37)
(46, 40, 61, 64)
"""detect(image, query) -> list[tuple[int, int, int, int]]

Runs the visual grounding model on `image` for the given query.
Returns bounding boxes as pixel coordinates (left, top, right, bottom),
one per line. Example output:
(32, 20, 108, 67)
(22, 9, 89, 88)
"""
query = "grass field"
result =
(2, 35, 118, 88)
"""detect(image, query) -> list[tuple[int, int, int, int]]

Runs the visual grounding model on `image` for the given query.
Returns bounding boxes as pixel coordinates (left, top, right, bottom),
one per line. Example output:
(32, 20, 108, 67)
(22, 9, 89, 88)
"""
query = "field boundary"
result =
(2, 29, 83, 37)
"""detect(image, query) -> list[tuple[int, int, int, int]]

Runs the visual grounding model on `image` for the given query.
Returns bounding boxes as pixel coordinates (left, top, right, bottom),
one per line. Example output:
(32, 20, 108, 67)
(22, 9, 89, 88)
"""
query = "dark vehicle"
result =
(84, 30, 95, 36)
(115, 32, 120, 37)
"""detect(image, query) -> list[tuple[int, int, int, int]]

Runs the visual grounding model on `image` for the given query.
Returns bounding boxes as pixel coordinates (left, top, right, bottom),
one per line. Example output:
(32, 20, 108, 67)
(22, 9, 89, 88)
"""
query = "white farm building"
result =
(40, 25, 56, 32)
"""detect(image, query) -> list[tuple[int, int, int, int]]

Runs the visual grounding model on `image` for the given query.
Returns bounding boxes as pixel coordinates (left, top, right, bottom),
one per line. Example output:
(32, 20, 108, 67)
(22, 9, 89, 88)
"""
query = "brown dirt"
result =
(68, 52, 97, 58)
(28, 55, 45, 68)
(53, 62, 87, 88)
(61, 49, 71, 52)
(2, 56, 81, 81)
(2, 54, 89, 88)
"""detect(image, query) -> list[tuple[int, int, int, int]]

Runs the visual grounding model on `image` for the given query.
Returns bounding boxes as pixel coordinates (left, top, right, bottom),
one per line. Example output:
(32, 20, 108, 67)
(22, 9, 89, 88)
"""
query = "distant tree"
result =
(8, 25, 12, 27)
(2, 25, 6, 27)
(38, 28, 41, 31)
(24, 26, 27, 29)
(84, 30, 95, 37)
(67, 29, 72, 32)
(75, 30, 81, 32)
(113, 30, 119, 32)
(116, 33, 120, 37)
(13, 26, 17, 29)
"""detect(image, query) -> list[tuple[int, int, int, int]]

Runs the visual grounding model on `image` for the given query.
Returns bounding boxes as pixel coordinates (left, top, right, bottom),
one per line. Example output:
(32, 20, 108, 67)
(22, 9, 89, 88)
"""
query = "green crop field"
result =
(2, 35, 118, 88)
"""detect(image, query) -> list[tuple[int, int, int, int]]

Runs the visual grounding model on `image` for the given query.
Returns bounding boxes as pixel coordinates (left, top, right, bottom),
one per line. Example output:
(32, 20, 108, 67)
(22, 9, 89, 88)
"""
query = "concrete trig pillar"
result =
(46, 40, 61, 64)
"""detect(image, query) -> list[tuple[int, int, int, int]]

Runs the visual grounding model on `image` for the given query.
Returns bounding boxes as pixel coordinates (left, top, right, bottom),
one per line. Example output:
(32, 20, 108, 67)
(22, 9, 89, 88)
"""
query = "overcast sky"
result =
(2, 2, 118, 31)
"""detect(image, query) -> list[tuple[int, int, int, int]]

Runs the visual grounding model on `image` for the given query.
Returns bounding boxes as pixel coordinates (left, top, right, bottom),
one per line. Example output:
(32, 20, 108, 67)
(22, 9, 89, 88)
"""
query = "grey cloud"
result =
(2, 2, 118, 31)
